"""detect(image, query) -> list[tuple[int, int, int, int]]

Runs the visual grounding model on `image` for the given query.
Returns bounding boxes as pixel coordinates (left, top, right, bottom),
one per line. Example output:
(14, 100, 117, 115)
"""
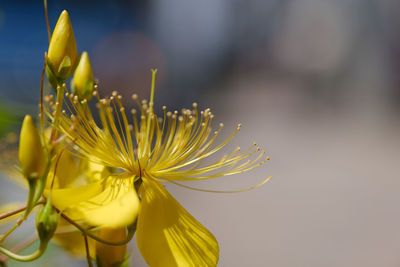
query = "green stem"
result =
(0, 222, 21, 244)
(23, 159, 50, 220)
(22, 179, 37, 220)
(0, 233, 37, 263)
(31, 179, 46, 210)
(0, 241, 47, 262)
(23, 144, 51, 220)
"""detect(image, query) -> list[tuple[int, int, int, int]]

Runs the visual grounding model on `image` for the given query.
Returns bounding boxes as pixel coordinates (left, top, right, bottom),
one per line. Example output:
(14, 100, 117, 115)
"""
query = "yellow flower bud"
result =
(47, 10, 78, 81)
(96, 228, 127, 267)
(18, 115, 45, 179)
(71, 52, 94, 100)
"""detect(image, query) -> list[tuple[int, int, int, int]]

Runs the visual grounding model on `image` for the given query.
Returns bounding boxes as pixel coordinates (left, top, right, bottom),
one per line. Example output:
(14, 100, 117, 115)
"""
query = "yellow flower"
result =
(46, 70, 270, 267)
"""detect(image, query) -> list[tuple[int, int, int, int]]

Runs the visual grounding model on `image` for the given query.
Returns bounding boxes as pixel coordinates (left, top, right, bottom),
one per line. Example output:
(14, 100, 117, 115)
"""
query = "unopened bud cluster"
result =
(46, 10, 95, 95)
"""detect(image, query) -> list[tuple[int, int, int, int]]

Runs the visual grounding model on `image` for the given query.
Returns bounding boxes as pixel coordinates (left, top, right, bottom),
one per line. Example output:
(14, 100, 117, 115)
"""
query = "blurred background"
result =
(1, 0, 400, 266)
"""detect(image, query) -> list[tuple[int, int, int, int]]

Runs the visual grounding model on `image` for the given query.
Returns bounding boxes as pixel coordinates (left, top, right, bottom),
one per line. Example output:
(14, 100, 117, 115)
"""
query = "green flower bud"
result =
(19, 115, 45, 179)
(71, 52, 94, 100)
(36, 200, 59, 243)
(47, 10, 78, 82)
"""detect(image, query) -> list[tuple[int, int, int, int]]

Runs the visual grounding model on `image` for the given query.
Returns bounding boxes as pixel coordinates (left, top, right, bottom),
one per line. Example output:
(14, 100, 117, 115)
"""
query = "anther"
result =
(266, 156, 270, 161)
(132, 94, 138, 100)
(192, 102, 198, 108)
(92, 91, 98, 97)
(219, 123, 224, 128)
(120, 107, 125, 112)
(162, 106, 166, 110)
(112, 91, 118, 97)
(131, 109, 137, 114)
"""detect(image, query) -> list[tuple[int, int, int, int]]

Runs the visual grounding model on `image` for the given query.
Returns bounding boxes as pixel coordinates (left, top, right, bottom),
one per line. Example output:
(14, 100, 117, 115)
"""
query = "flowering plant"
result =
(0, 5, 270, 267)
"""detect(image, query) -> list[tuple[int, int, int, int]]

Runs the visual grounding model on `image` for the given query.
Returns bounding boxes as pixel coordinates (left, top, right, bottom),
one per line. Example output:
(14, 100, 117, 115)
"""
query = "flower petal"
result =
(54, 150, 80, 188)
(50, 176, 140, 228)
(80, 189, 140, 228)
(136, 179, 219, 267)
(49, 182, 104, 211)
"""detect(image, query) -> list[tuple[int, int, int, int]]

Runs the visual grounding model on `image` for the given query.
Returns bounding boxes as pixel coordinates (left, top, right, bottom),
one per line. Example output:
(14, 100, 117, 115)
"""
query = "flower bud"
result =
(47, 10, 78, 81)
(96, 227, 127, 267)
(19, 115, 46, 179)
(71, 52, 94, 100)
(36, 200, 59, 243)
